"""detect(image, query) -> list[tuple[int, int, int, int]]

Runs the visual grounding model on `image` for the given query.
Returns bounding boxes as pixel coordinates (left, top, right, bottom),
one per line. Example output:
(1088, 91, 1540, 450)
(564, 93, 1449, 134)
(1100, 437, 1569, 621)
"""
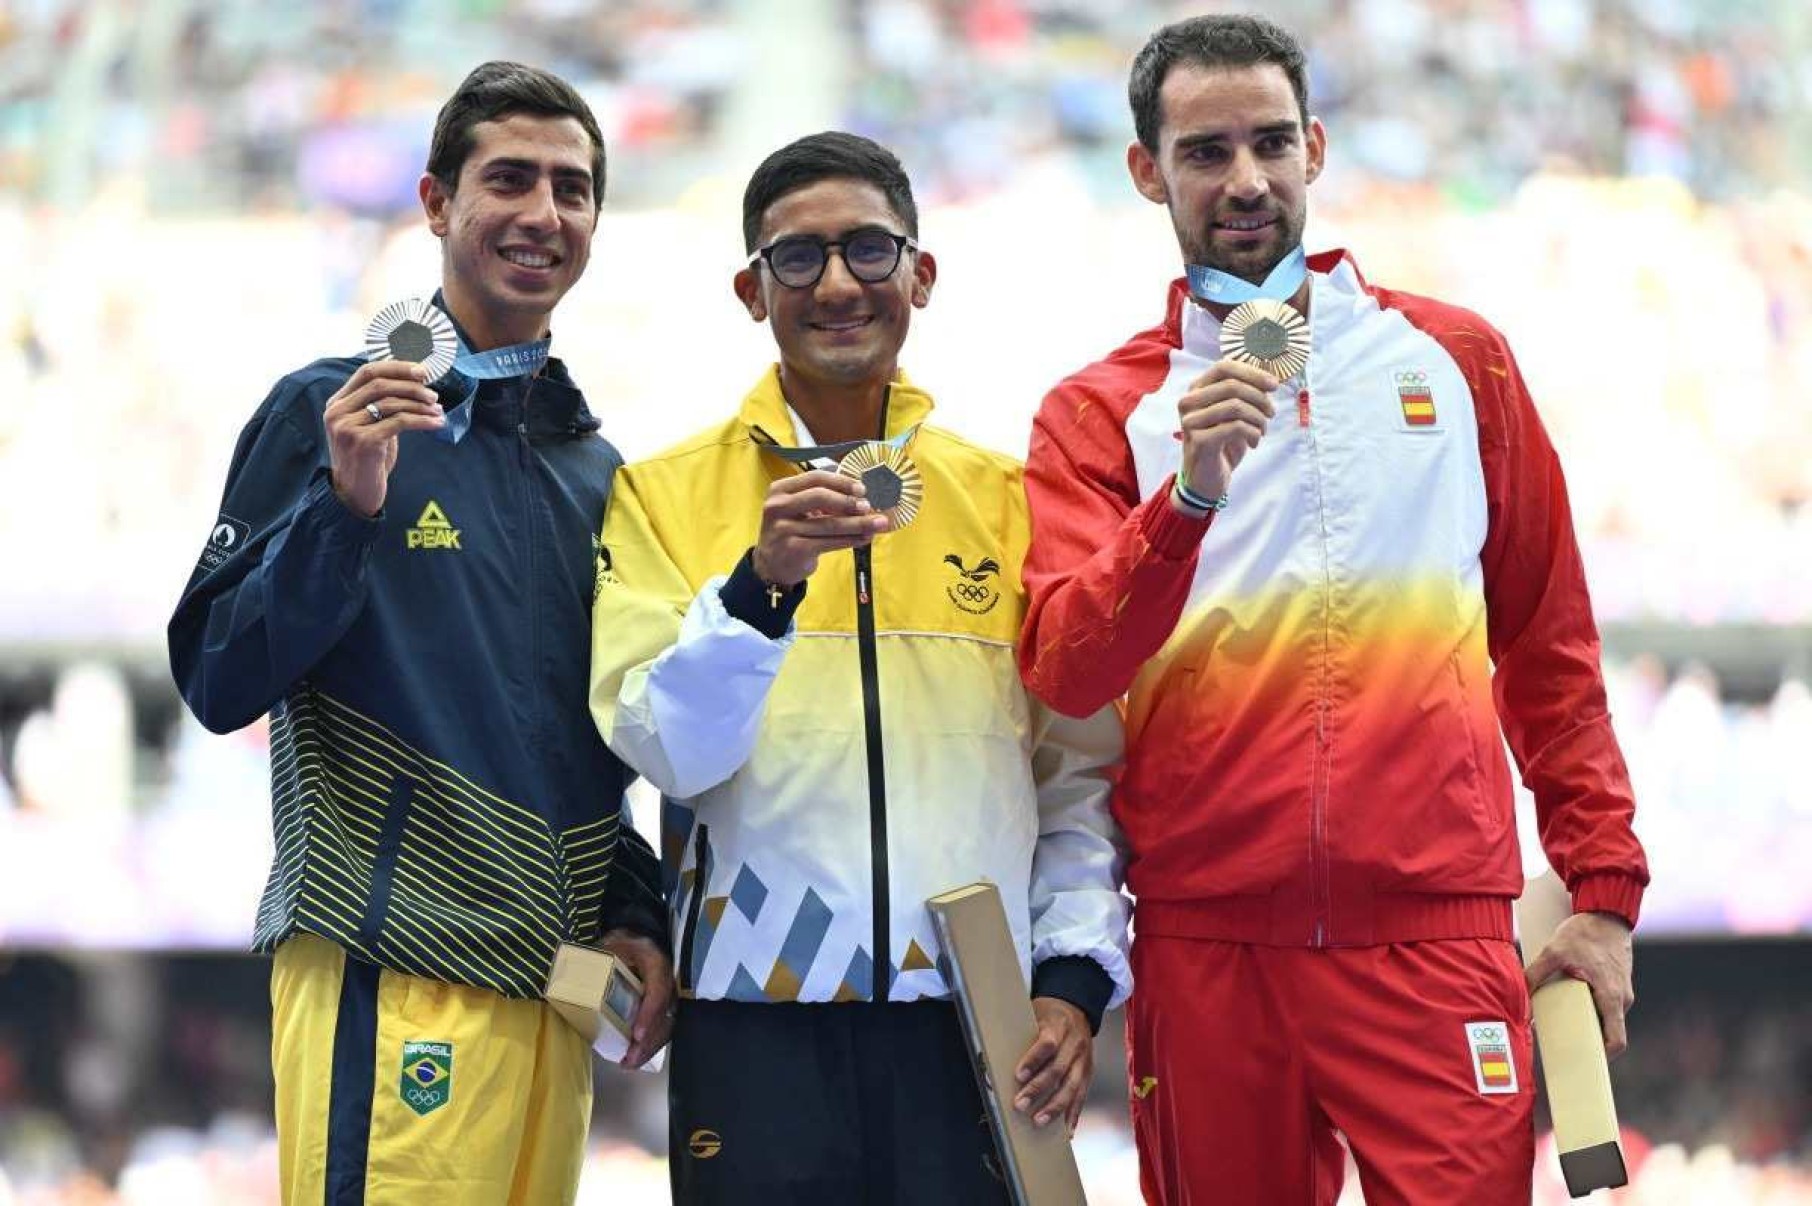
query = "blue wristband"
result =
(1173, 478, 1229, 514)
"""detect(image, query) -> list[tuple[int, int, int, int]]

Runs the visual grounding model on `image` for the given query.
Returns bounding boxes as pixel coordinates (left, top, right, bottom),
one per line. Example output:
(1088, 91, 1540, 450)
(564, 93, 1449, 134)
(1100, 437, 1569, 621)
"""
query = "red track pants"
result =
(1126, 936, 1535, 1205)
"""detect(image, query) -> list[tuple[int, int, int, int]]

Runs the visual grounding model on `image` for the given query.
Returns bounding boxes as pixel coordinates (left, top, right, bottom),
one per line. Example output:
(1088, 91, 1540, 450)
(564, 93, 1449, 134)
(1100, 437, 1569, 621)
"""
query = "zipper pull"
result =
(1297, 387, 1312, 428)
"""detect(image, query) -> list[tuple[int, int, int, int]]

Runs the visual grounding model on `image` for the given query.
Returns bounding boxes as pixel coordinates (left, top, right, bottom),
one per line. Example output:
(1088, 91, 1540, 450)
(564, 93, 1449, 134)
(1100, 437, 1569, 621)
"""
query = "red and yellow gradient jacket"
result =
(1019, 250, 1648, 948)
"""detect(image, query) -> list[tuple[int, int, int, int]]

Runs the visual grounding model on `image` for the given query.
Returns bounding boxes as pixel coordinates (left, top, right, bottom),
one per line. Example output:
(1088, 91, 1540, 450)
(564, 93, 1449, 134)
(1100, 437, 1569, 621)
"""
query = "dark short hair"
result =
(1129, 15, 1310, 152)
(426, 61, 607, 207)
(741, 132, 919, 253)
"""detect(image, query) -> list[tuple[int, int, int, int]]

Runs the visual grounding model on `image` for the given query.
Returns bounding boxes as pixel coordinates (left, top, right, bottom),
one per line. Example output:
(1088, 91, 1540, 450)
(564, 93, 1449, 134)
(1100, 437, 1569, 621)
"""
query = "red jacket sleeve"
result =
(1018, 378, 1212, 717)
(1476, 333, 1650, 927)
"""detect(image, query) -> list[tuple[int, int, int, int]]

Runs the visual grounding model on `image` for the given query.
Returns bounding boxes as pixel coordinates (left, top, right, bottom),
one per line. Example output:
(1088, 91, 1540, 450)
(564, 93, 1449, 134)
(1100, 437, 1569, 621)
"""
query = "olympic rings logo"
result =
(403, 1087, 442, 1107)
(1395, 370, 1429, 387)
(947, 582, 1000, 615)
(1470, 1025, 1504, 1041)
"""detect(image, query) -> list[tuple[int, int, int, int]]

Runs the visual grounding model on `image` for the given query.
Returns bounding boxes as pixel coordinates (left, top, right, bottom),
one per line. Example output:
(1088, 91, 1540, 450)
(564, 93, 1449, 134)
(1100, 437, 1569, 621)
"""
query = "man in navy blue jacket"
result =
(168, 61, 673, 1205)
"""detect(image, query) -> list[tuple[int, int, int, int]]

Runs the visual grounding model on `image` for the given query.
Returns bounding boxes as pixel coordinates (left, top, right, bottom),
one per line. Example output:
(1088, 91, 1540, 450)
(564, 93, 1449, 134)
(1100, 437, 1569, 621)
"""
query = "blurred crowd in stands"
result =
(2, 0, 1803, 211)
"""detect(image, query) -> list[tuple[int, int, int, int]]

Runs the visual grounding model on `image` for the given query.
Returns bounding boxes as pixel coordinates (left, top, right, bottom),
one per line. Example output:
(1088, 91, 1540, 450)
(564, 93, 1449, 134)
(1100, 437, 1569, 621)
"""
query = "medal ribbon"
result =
(455, 339, 551, 380)
(755, 425, 919, 473)
(432, 337, 553, 444)
(1185, 245, 1307, 305)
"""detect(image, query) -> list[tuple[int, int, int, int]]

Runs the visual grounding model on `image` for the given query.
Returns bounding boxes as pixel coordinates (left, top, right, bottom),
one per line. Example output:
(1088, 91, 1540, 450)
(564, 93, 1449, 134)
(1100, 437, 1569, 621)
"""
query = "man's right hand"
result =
(752, 470, 889, 587)
(324, 361, 447, 517)
(1175, 359, 1278, 506)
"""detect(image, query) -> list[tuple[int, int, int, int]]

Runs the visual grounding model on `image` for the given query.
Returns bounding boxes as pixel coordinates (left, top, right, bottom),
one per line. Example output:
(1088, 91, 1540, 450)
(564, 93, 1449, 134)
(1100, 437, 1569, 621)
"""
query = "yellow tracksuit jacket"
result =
(589, 367, 1131, 1007)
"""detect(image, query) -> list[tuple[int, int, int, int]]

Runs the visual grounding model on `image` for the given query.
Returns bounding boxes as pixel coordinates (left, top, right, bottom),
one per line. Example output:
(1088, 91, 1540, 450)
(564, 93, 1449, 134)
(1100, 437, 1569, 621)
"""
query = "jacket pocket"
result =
(361, 776, 415, 950)
(1447, 651, 1502, 842)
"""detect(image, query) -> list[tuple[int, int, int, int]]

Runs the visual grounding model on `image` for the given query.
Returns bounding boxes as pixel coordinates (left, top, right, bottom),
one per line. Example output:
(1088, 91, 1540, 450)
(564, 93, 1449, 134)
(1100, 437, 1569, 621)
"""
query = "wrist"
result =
(1571, 872, 1644, 930)
(1171, 477, 1228, 517)
(1030, 955, 1112, 1034)
(751, 548, 797, 590)
(328, 472, 381, 520)
(721, 549, 806, 639)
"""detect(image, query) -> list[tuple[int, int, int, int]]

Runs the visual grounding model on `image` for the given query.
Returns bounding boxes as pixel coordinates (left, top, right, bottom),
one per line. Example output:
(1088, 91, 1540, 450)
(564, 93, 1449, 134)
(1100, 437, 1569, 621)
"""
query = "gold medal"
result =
(365, 298, 458, 382)
(837, 442, 923, 531)
(1222, 298, 1310, 381)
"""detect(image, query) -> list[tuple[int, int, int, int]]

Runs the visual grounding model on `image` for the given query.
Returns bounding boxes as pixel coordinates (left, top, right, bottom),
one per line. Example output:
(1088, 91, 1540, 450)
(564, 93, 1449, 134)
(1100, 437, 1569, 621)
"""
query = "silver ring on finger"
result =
(365, 401, 384, 423)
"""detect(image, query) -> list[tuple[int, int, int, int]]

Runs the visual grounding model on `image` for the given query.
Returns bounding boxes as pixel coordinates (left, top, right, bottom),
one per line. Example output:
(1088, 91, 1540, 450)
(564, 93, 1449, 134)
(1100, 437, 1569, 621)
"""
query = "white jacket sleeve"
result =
(589, 469, 791, 800)
(608, 577, 791, 799)
(1027, 699, 1133, 1008)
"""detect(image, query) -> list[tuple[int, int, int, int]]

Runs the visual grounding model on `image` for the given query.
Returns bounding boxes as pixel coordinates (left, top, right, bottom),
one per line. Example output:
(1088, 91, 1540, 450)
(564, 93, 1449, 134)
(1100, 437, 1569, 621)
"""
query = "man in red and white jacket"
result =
(1018, 14, 1649, 1205)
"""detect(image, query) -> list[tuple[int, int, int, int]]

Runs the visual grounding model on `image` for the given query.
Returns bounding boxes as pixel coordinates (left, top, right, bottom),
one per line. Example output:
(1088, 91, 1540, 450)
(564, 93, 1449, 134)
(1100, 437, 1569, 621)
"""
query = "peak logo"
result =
(407, 500, 462, 550)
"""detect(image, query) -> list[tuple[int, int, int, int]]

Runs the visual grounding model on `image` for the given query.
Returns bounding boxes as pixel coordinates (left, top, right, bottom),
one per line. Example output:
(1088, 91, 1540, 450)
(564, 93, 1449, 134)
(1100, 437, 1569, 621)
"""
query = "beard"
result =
(1177, 200, 1305, 286)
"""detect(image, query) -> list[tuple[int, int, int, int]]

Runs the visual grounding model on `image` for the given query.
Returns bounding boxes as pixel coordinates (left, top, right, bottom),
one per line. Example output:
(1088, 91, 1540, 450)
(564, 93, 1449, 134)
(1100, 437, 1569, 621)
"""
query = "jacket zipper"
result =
(1301, 356, 1334, 947)
(854, 544, 890, 999)
(518, 380, 542, 751)
(679, 823, 711, 991)
(857, 393, 891, 1000)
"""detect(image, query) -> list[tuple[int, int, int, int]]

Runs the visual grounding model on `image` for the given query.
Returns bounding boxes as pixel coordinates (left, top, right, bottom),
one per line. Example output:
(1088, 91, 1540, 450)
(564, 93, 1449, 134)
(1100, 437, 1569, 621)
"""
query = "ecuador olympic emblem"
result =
(944, 553, 1002, 615)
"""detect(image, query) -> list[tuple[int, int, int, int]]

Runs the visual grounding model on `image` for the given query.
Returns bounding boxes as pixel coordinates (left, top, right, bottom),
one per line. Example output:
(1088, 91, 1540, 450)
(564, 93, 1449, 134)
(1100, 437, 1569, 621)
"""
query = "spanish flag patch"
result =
(1396, 370, 1437, 427)
(1465, 1020, 1519, 1095)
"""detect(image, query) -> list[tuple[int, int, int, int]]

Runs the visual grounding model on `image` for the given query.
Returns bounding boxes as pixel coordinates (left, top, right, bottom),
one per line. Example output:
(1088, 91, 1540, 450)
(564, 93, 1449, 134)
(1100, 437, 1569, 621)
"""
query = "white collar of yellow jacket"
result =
(736, 363, 936, 445)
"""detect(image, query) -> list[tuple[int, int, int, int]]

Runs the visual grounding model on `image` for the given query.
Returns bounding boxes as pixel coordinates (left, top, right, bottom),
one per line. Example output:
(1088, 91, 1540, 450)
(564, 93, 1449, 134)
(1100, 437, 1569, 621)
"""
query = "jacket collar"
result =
(431, 289, 598, 438)
(735, 363, 934, 447)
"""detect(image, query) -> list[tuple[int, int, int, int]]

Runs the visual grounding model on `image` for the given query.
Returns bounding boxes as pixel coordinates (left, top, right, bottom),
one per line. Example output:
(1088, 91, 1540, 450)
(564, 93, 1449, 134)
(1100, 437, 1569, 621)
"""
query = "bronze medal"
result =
(837, 442, 923, 531)
(1222, 298, 1310, 381)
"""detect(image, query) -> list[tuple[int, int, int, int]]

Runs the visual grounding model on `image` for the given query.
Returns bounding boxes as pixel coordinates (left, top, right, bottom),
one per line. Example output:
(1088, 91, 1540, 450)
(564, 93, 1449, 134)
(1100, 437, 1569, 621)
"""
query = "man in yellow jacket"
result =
(589, 132, 1131, 1203)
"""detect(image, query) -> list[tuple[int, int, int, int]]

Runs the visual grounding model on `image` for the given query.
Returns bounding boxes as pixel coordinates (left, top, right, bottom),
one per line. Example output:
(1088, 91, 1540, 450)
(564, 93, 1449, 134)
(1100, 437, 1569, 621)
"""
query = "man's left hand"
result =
(1012, 997, 1093, 1133)
(1524, 911, 1635, 1059)
(601, 929, 676, 1068)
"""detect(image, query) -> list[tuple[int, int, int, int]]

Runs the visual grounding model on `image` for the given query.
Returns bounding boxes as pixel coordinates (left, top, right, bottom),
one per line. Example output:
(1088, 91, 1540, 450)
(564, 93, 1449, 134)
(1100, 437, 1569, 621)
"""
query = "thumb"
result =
(1524, 947, 1563, 992)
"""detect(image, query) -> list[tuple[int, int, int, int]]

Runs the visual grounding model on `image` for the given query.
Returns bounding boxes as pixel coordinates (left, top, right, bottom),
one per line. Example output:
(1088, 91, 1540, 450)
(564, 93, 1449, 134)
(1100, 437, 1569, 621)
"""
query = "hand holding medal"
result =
(320, 300, 456, 517)
(362, 296, 552, 448)
(751, 431, 922, 590)
(1172, 248, 1312, 512)
(752, 470, 893, 590)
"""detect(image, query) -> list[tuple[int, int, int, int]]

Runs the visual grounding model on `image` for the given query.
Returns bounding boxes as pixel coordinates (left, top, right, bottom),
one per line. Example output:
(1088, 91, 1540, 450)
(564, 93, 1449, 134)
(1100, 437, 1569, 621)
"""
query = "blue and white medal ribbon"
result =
(365, 297, 554, 445)
(433, 337, 553, 444)
(453, 338, 550, 381)
(1182, 249, 1313, 381)
(1184, 245, 1307, 305)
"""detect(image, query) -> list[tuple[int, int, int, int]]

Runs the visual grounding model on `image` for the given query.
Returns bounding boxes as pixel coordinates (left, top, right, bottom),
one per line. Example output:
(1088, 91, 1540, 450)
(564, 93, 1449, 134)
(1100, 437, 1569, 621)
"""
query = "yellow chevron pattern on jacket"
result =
(256, 685, 616, 999)
(591, 367, 1048, 1003)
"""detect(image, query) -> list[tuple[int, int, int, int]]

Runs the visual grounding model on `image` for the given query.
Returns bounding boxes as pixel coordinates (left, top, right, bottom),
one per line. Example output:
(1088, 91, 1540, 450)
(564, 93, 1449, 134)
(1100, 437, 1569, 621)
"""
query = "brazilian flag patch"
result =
(399, 1040, 453, 1116)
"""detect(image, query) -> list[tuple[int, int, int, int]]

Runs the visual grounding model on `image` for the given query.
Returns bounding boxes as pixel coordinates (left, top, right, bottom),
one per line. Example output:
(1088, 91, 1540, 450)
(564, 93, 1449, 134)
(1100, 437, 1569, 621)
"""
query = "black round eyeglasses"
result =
(748, 229, 918, 289)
